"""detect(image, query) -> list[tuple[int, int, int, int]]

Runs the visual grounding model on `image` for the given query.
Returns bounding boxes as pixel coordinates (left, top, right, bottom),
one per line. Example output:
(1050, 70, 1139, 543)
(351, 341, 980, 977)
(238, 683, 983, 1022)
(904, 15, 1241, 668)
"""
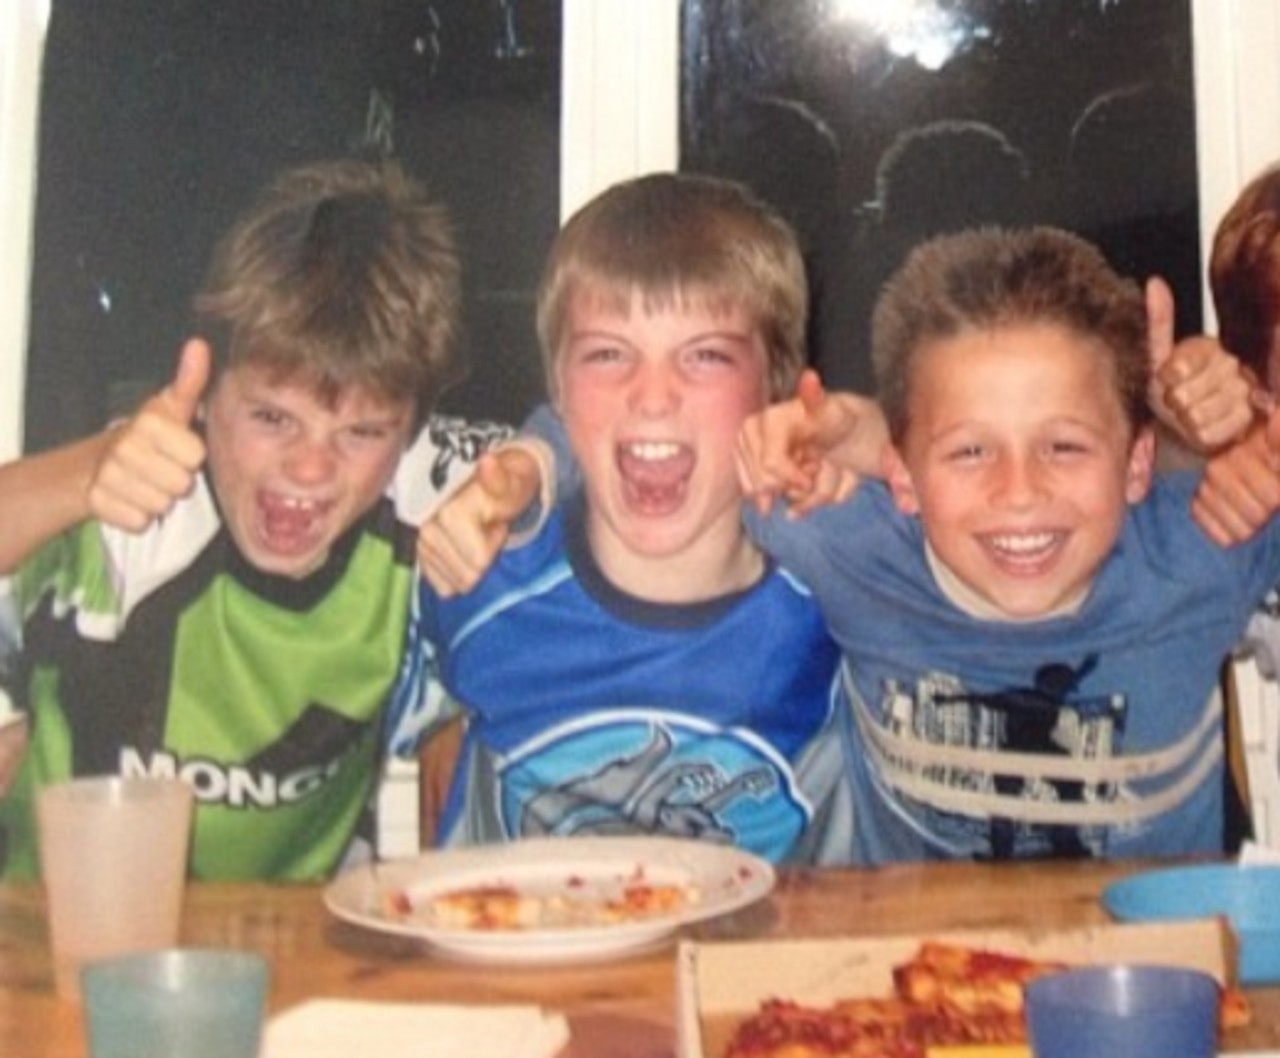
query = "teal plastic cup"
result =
(1025, 964, 1219, 1058)
(82, 948, 269, 1058)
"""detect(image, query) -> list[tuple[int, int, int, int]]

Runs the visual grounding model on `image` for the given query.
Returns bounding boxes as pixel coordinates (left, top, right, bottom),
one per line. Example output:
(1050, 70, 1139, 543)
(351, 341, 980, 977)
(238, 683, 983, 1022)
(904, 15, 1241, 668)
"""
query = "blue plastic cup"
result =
(1025, 964, 1219, 1058)
(82, 948, 269, 1058)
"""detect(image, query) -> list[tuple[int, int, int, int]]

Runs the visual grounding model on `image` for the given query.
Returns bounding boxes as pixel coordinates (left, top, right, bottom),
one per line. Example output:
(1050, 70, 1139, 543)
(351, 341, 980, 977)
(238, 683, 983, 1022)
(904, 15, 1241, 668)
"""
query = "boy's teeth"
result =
(279, 496, 317, 511)
(990, 532, 1056, 554)
(627, 441, 680, 461)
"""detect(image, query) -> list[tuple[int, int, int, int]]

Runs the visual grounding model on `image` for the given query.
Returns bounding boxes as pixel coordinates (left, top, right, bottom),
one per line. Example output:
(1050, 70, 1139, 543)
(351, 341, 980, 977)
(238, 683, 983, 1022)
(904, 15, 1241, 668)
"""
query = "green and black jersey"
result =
(0, 416, 508, 880)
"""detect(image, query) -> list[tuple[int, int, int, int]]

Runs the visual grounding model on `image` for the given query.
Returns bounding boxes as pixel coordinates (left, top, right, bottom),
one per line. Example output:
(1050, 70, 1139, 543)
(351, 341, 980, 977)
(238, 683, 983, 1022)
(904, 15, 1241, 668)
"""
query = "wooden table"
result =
(2, 859, 1278, 1057)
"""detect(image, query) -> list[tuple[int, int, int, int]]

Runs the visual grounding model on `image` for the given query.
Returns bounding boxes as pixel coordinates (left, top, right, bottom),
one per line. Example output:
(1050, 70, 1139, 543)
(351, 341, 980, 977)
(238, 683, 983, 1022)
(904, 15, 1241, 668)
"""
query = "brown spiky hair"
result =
(872, 225, 1151, 445)
(196, 158, 460, 428)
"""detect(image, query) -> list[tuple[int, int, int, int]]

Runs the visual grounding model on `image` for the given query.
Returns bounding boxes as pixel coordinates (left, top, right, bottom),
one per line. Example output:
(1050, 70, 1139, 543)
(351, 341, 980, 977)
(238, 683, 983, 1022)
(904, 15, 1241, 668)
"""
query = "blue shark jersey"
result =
(388, 495, 855, 864)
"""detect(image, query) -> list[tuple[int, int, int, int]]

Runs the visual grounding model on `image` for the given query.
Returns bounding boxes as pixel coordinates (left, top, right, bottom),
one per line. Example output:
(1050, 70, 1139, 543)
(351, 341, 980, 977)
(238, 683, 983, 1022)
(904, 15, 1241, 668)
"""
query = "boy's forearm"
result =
(511, 402, 577, 536)
(0, 432, 109, 573)
(494, 437, 555, 545)
(823, 393, 890, 478)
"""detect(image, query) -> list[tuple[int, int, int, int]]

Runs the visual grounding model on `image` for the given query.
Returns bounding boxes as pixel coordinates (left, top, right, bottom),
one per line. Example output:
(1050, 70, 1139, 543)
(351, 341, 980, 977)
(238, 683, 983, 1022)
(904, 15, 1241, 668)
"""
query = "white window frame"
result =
(0, 0, 49, 462)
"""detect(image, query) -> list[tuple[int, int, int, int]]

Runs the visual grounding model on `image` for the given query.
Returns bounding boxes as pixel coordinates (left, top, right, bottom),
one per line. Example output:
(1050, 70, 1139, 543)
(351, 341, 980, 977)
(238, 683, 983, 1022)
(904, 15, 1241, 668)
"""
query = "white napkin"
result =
(264, 999, 571, 1058)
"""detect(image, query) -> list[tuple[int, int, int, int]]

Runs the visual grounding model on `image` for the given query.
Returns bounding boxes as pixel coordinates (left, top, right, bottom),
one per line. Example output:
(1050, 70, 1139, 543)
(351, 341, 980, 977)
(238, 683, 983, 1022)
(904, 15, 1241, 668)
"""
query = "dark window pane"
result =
(681, 0, 1199, 394)
(26, 0, 559, 450)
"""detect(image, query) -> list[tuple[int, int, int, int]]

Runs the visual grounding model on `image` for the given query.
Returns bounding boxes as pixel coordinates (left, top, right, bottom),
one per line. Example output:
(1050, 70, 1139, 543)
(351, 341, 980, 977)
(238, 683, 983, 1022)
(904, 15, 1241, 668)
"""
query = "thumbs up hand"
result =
(88, 338, 212, 531)
(1146, 276, 1255, 453)
(1192, 402, 1280, 547)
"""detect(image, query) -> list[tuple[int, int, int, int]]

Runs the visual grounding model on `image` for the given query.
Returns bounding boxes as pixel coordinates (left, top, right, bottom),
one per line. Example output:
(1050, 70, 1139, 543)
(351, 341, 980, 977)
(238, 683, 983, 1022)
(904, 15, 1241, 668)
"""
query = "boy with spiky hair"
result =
(0, 158, 507, 878)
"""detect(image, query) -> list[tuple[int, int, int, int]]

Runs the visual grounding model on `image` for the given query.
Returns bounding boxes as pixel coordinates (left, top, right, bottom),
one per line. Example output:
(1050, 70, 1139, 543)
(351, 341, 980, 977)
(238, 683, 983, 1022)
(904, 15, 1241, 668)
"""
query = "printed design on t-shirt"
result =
(425, 417, 511, 493)
(1259, 586, 1280, 619)
(497, 717, 808, 860)
(875, 655, 1127, 859)
(117, 704, 371, 810)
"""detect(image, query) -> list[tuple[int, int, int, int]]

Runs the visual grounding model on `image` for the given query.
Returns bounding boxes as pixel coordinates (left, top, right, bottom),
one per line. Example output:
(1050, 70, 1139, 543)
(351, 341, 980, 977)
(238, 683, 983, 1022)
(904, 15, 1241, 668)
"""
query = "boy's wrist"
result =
(826, 394, 889, 478)
(496, 436, 555, 545)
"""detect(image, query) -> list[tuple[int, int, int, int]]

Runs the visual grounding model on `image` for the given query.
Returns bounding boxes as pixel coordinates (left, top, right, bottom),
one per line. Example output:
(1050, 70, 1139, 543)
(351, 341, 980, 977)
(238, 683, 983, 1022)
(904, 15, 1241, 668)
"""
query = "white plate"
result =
(324, 836, 775, 965)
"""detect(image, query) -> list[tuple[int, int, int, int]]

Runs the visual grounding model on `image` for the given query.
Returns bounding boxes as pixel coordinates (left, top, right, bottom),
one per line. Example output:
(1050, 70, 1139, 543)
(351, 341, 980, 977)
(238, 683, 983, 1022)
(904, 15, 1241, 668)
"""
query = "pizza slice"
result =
(722, 940, 1249, 1058)
(893, 941, 1066, 1019)
(383, 874, 697, 930)
(1218, 983, 1251, 1032)
(600, 880, 693, 922)
(725, 943, 1064, 1058)
(724, 996, 934, 1058)
(424, 884, 545, 930)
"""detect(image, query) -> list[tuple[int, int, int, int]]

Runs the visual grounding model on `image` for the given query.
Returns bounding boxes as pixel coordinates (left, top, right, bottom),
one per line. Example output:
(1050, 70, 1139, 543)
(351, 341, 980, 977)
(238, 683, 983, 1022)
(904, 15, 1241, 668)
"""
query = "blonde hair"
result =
(872, 226, 1150, 443)
(197, 158, 460, 426)
(535, 172, 808, 401)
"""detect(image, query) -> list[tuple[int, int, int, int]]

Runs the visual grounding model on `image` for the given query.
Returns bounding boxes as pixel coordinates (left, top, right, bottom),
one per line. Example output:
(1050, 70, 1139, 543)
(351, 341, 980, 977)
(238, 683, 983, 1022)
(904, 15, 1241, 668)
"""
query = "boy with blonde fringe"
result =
(388, 173, 855, 863)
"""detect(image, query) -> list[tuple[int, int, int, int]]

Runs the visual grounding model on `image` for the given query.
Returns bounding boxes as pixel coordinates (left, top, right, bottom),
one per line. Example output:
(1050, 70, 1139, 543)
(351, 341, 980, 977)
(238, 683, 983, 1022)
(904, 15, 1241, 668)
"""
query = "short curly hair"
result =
(872, 226, 1150, 444)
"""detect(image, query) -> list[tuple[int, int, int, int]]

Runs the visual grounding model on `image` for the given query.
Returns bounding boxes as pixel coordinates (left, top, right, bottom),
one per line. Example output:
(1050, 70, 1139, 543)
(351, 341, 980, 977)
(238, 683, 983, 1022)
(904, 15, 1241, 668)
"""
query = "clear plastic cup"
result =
(37, 776, 193, 1000)
(82, 948, 269, 1058)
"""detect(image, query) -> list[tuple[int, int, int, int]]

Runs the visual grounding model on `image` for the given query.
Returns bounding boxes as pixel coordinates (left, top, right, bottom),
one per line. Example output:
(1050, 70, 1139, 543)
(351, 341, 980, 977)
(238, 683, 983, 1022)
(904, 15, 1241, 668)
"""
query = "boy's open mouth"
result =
(979, 530, 1066, 574)
(616, 441, 695, 516)
(257, 492, 332, 555)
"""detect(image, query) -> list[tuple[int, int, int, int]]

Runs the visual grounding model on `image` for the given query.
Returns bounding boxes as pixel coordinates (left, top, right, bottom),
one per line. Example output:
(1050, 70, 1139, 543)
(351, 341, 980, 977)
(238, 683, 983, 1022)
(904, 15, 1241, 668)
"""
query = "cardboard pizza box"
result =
(675, 919, 1234, 1058)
